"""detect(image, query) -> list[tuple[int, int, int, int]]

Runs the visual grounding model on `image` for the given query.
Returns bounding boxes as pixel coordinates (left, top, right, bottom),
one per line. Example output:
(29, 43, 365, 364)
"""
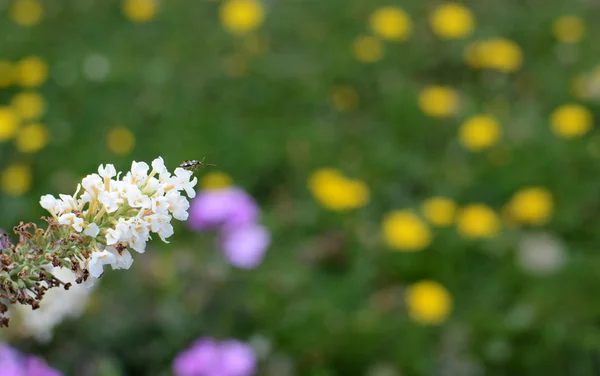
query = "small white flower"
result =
(131, 161, 149, 183)
(106, 219, 132, 245)
(88, 250, 117, 278)
(81, 174, 103, 198)
(107, 247, 134, 270)
(131, 194, 151, 209)
(145, 176, 161, 191)
(165, 190, 190, 220)
(157, 221, 174, 243)
(171, 167, 198, 198)
(78, 191, 92, 207)
(151, 157, 171, 181)
(145, 213, 170, 233)
(40, 194, 59, 214)
(58, 213, 84, 232)
(59, 194, 77, 211)
(84, 223, 100, 238)
(129, 218, 149, 253)
(98, 191, 121, 213)
(125, 185, 144, 207)
(151, 195, 170, 215)
(98, 164, 117, 179)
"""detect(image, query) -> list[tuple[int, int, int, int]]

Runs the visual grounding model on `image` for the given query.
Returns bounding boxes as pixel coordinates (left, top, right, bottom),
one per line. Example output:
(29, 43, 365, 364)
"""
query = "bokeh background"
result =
(1, 0, 600, 374)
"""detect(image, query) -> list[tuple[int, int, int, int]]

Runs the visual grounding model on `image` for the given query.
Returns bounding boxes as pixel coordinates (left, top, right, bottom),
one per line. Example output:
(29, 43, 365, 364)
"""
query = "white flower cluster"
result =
(39, 157, 197, 279)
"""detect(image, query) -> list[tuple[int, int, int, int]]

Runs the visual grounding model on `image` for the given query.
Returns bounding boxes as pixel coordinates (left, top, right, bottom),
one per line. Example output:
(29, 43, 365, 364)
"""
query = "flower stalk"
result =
(0, 157, 198, 327)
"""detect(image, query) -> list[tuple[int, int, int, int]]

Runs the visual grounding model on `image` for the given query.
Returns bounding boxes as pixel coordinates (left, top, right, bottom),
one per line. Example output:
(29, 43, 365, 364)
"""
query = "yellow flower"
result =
(107, 126, 136, 155)
(482, 38, 523, 73)
(418, 85, 459, 118)
(422, 197, 457, 227)
(0, 60, 15, 88)
(459, 114, 502, 151)
(456, 203, 500, 239)
(122, 0, 158, 22)
(331, 85, 359, 112)
(382, 210, 431, 251)
(0, 107, 19, 141)
(368, 6, 412, 42)
(219, 0, 265, 34)
(508, 187, 553, 226)
(11, 92, 46, 121)
(550, 103, 592, 138)
(2, 164, 32, 196)
(429, 3, 474, 40)
(201, 171, 233, 190)
(405, 280, 452, 325)
(553, 16, 585, 43)
(10, 0, 43, 27)
(308, 168, 369, 211)
(16, 56, 48, 88)
(352, 36, 385, 63)
(15, 123, 49, 153)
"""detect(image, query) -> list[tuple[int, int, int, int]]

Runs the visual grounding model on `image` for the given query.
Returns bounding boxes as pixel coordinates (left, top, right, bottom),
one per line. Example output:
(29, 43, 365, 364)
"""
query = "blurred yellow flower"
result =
(0, 60, 15, 88)
(10, 0, 43, 27)
(553, 16, 585, 43)
(107, 126, 136, 155)
(550, 103, 592, 138)
(123, 0, 158, 22)
(220, 0, 265, 34)
(422, 197, 457, 227)
(459, 114, 502, 151)
(352, 36, 385, 63)
(2, 164, 32, 196)
(382, 210, 431, 251)
(429, 3, 475, 40)
(15, 123, 49, 153)
(483, 38, 523, 73)
(11, 92, 46, 121)
(0, 107, 19, 141)
(368, 6, 412, 42)
(466, 39, 523, 73)
(456, 203, 500, 239)
(405, 280, 452, 325)
(508, 187, 553, 226)
(308, 168, 369, 211)
(418, 85, 459, 118)
(331, 85, 359, 112)
(201, 171, 233, 190)
(16, 56, 48, 88)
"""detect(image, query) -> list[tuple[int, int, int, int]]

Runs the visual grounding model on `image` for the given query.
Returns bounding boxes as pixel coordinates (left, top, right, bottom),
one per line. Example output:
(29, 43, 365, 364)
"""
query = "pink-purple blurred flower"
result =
(187, 188, 259, 231)
(187, 187, 270, 269)
(173, 338, 257, 376)
(0, 343, 61, 376)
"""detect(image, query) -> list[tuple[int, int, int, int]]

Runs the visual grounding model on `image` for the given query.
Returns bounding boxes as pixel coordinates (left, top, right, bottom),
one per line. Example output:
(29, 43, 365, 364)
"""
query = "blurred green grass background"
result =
(2, 0, 600, 375)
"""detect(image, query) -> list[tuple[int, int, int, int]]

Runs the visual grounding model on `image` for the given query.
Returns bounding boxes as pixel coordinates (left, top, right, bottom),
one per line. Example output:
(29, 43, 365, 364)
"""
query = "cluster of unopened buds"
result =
(0, 157, 197, 327)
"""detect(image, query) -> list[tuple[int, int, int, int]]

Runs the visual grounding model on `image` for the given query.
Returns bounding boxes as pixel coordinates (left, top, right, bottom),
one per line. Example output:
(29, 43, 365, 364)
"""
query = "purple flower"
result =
(187, 188, 259, 232)
(173, 338, 256, 376)
(0, 343, 61, 376)
(220, 224, 270, 269)
(187, 187, 270, 269)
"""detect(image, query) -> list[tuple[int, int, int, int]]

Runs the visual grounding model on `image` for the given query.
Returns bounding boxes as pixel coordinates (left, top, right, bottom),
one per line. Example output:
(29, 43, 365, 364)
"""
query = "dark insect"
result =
(179, 157, 216, 171)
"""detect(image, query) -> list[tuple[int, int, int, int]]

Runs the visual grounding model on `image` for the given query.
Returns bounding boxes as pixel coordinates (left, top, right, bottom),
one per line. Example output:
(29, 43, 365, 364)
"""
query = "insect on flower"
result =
(179, 157, 216, 172)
